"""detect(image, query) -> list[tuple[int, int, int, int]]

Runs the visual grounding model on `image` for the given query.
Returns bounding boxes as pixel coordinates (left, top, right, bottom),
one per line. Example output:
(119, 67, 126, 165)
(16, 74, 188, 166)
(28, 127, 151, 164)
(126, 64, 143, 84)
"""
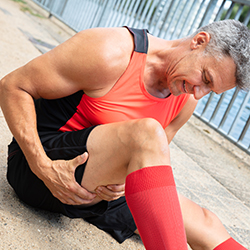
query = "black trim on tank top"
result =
(124, 26, 149, 54)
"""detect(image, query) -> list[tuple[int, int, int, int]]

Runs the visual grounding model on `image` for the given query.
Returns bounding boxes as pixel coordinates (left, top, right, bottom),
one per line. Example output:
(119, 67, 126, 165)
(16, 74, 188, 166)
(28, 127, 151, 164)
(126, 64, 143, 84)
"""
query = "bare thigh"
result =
(81, 119, 170, 204)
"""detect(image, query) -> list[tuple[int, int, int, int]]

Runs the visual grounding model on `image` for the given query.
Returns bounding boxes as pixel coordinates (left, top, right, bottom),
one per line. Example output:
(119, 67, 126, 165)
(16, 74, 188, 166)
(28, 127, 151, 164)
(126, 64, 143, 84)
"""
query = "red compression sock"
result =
(125, 165, 187, 250)
(214, 237, 248, 250)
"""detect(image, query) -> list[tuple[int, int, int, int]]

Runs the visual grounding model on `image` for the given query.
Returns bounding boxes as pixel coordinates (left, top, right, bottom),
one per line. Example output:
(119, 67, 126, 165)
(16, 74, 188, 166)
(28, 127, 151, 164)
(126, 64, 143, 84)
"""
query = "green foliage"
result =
(11, 0, 26, 3)
(11, 0, 45, 18)
(20, 6, 44, 18)
(221, 3, 250, 28)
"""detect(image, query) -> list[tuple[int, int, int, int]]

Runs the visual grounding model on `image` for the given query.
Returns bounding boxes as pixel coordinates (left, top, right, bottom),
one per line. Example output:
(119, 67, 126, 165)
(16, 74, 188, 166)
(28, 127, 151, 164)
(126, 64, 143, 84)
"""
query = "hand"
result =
(41, 152, 96, 205)
(95, 184, 125, 201)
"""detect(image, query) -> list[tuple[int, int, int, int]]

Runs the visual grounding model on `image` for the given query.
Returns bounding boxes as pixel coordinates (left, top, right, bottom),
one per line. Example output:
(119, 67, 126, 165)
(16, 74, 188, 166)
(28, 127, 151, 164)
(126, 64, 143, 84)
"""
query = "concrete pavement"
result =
(0, 0, 249, 249)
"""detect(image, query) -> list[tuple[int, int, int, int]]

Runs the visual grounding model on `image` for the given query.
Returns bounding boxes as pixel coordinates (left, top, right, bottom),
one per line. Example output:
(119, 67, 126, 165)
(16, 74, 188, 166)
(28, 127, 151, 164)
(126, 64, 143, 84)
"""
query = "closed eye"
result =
(203, 70, 210, 85)
(203, 69, 217, 94)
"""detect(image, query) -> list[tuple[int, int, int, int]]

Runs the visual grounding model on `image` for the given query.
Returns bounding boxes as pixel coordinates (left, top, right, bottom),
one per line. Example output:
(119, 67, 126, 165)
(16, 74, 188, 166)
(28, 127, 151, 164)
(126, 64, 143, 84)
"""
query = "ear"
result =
(190, 32, 210, 50)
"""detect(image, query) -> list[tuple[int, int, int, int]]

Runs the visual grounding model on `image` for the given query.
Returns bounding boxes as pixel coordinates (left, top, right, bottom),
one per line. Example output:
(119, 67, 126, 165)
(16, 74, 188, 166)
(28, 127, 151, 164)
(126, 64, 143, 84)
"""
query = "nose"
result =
(193, 85, 211, 100)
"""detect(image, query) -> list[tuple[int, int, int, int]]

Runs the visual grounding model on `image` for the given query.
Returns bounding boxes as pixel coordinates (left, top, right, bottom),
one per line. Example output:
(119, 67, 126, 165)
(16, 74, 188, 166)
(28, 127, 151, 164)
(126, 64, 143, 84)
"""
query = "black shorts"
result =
(7, 126, 136, 243)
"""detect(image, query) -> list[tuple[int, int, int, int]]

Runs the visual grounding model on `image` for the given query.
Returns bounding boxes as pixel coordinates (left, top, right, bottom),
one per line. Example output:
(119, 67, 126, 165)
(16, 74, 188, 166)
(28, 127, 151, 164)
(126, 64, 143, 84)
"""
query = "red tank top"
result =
(59, 27, 189, 132)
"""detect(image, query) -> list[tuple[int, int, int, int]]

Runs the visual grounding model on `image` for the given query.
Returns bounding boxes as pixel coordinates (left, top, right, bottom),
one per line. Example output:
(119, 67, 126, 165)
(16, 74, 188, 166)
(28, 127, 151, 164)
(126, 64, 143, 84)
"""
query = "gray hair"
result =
(192, 19, 250, 90)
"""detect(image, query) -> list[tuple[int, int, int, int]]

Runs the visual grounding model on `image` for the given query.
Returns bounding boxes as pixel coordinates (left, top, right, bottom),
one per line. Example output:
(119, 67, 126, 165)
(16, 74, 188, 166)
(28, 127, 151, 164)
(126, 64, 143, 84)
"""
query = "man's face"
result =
(166, 36, 236, 100)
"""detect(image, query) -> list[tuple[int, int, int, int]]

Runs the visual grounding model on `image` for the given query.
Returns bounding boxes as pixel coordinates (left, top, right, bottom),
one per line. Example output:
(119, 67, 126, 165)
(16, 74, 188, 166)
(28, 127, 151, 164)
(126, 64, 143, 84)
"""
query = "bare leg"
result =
(179, 194, 230, 250)
(81, 118, 170, 205)
(81, 118, 188, 249)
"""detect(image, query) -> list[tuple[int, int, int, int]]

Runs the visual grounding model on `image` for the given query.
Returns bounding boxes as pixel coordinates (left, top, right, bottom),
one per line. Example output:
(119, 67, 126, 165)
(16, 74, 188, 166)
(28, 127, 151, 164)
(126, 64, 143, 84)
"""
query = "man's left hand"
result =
(95, 184, 125, 201)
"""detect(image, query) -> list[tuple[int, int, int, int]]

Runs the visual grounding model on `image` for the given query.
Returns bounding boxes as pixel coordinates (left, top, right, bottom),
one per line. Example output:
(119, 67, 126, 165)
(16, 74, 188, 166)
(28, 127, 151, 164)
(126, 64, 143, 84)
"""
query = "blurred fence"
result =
(32, 0, 250, 154)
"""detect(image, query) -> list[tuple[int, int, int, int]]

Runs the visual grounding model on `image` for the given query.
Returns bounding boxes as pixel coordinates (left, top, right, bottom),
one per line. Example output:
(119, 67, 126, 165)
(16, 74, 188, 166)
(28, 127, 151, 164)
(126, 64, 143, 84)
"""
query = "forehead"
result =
(206, 55, 236, 94)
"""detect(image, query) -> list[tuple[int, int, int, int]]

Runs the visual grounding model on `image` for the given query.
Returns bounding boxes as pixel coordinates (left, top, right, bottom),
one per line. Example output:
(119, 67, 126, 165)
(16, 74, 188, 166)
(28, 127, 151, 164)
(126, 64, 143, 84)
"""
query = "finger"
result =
(106, 184, 125, 192)
(74, 183, 97, 201)
(69, 152, 89, 170)
(59, 190, 96, 205)
(80, 152, 89, 162)
(95, 189, 120, 201)
(95, 190, 110, 201)
(60, 197, 77, 205)
(96, 186, 124, 198)
(96, 186, 114, 197)
(55, 180, 96, 204)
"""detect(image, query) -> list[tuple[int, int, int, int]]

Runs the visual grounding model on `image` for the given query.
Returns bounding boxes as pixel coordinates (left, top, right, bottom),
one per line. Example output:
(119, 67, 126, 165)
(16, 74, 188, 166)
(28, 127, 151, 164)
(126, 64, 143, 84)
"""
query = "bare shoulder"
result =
(18, 27, 134, 99)
(75, 28, 133, 95)
(73, 27, 134, 66)
(54, 27, 134, 97)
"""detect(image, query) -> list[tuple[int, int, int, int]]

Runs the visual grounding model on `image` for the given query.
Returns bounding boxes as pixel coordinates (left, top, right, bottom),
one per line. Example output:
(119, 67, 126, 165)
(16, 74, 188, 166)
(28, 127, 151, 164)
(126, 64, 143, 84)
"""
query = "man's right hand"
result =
(41, 152, 96, 205)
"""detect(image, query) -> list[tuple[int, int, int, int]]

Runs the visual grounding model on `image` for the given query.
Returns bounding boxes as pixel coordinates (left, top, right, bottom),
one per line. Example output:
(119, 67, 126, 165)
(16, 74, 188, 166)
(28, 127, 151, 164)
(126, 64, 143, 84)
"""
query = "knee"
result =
(131, 118, 167, 142)
(142, 118, 168, 141)
(126, 118, 169, 154)
(202, 208, 216, 228)
(188, 208, 225, 250)
(201, 207, 224, 237)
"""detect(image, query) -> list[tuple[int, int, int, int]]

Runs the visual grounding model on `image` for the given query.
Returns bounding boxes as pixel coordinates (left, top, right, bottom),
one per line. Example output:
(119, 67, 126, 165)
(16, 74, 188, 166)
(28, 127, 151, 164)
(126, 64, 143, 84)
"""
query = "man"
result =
(0, 19, 249, 249)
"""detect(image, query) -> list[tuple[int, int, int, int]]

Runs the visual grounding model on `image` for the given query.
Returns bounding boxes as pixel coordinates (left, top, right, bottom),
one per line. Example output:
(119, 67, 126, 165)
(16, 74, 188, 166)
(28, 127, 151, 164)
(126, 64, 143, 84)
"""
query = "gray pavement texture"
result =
(0, 0, 249, 249)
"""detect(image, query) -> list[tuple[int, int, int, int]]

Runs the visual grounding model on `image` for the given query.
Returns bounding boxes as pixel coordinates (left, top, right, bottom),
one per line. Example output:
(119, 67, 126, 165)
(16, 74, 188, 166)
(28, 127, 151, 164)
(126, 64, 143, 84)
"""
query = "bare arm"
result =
(165, 95, 198, 143)
(0, 27, 133, 205)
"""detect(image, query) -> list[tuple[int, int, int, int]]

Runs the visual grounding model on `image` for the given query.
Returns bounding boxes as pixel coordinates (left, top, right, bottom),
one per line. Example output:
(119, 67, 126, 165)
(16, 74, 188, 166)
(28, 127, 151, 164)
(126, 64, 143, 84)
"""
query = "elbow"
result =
(0, 75, 18, 107)
(0, 69, 39, 104)
(0, 77, 6, 105)
(0, 74, 10, 90)
(0, 77, 4, 91)
(0, 73, 12, 91)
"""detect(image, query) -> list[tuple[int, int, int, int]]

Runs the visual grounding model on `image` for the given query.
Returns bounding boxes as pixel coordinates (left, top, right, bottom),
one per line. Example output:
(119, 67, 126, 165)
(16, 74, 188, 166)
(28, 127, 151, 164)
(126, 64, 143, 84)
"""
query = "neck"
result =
(144, 69, 171, 98)
(143, 38, 171, 98)
(143, 36, 186, 98)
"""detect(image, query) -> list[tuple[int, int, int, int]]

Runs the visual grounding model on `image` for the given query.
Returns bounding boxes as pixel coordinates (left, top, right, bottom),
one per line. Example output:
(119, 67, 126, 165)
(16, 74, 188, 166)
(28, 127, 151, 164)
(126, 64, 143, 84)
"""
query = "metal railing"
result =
(32, 0, 250, 154)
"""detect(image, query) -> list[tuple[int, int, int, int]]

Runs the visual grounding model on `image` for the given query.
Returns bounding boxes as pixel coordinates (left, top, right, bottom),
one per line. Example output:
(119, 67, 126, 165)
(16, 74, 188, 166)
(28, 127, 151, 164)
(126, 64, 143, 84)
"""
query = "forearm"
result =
(0, 73, 51, 178)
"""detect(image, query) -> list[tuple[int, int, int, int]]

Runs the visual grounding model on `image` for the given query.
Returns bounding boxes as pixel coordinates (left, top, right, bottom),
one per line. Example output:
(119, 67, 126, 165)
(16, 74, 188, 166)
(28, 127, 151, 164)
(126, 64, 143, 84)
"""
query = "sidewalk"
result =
(0, 0, 249, 249)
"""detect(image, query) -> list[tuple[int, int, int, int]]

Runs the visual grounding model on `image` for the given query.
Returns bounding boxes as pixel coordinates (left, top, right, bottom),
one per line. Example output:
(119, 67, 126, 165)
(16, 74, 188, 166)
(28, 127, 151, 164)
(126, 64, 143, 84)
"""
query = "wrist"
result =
(26, 149, 52, 180)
